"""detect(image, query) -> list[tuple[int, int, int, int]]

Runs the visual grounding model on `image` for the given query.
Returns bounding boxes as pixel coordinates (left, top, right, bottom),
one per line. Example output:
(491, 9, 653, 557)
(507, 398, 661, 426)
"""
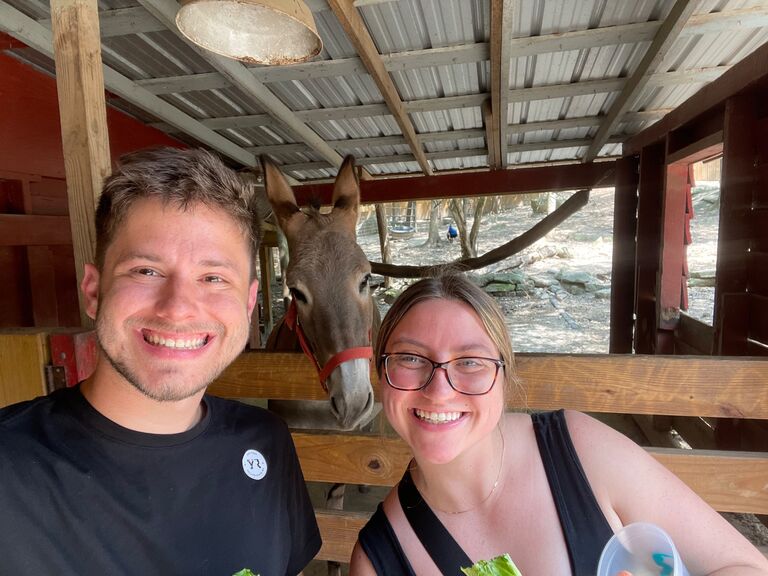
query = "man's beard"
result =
(94, 315, 227, 402)
(97, 341, 209, 402)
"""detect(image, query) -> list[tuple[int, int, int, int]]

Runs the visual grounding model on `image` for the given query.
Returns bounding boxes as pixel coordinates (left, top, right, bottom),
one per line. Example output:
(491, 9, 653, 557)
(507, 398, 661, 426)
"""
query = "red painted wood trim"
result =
(293, 162, 615, 205)
(659, 163, 689, 331)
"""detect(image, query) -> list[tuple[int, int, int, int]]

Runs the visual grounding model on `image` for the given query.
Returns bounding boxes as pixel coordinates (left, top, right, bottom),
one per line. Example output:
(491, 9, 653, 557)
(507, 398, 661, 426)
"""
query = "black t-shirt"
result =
(0, 386, 321, 576)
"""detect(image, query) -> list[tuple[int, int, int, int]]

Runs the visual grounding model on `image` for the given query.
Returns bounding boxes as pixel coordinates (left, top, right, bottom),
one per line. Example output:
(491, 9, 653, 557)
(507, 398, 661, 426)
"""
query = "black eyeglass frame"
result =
(379, 352, 505, 396)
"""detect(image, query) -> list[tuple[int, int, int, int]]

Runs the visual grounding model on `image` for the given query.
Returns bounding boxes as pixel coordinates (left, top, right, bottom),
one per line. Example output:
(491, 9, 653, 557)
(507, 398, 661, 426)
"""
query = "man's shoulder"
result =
(0, 388, 70, 430)
(205, 395, 289, 433)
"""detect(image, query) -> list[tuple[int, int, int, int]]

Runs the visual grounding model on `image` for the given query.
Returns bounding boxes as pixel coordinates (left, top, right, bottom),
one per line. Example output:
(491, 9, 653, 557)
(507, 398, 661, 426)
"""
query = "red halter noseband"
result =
(284, 299, 373, 393)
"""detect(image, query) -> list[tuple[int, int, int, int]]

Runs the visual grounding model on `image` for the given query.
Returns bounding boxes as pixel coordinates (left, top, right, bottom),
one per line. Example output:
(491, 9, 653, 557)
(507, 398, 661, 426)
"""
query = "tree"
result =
(375, 204, 391, 288)
(448, 196, 488, 258)
(422, 199, 443, 247)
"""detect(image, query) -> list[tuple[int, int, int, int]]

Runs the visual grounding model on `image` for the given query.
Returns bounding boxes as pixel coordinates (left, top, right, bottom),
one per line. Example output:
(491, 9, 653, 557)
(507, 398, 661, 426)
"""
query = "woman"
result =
(350, 274, 768, 575)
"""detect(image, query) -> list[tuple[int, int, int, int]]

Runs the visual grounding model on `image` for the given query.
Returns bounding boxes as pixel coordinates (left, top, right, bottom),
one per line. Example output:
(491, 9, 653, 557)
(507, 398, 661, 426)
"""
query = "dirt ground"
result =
(357, 184, 721, 353)
(278, 184, 767, 571)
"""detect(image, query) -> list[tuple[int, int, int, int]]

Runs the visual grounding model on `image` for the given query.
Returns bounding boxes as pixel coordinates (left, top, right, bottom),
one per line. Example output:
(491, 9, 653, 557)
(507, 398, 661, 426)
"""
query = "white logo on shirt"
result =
(241, 449, 267, 480)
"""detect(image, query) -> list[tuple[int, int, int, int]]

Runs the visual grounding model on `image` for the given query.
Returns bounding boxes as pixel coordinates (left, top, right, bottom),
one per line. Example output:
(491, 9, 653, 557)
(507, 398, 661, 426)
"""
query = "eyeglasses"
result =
(380, 352, 504, 396)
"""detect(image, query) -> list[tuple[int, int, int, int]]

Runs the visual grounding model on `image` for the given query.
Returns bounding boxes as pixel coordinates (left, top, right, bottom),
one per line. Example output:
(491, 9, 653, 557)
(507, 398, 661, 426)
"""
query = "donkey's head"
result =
(262, 156, 376, 430)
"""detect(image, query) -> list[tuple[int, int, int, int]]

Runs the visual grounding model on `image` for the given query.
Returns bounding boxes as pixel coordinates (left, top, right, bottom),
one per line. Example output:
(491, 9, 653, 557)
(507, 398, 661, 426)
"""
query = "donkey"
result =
(261, 155, 380, 432)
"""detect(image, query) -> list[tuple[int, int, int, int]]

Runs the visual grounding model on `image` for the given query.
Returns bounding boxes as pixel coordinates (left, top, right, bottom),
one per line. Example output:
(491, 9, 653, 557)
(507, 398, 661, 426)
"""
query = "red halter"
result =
(284, 299, 373, 393)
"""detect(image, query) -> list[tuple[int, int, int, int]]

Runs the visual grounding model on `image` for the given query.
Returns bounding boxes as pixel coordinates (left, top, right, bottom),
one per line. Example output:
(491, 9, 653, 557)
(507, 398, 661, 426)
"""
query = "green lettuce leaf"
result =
(232, 570, 259, 576)
(461, 553, 523, 576)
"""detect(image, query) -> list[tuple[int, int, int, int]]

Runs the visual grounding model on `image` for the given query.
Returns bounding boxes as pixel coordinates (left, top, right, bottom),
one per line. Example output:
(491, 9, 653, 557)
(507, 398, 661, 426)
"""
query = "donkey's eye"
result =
(359, 274, 371, 293)
(289, 287, 308, 303)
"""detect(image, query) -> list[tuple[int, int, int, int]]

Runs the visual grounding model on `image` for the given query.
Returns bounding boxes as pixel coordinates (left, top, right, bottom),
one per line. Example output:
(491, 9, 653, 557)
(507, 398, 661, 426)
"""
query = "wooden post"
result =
(609, 156, 639, 353)
(634, 142, 666, 354)
(50, 0, 111, 327)
(258, 244, 274, 343)
(657, 163, 689, 337)
(715, 93, 756, 355)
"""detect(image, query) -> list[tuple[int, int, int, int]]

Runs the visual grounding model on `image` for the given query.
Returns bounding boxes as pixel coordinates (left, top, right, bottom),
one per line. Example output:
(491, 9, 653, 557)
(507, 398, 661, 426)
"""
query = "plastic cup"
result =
(597, 522, 690, 576)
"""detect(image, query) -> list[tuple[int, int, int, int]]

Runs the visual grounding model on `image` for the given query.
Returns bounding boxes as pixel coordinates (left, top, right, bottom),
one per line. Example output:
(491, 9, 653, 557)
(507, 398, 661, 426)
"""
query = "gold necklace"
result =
(418, 425, 506, 515)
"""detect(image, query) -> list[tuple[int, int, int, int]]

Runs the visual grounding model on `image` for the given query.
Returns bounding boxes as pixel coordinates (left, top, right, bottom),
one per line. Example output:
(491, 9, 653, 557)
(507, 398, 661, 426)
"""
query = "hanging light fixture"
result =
(176, 0, 322, 65)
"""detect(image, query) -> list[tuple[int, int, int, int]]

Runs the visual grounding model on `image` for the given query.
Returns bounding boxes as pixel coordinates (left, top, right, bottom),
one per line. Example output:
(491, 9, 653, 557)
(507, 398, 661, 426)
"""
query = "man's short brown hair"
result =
(95, 147, 262, 277)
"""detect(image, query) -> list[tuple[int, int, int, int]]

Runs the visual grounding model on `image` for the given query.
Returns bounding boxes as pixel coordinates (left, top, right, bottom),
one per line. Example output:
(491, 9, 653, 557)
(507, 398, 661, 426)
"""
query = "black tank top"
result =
(358, 410, 614, 575)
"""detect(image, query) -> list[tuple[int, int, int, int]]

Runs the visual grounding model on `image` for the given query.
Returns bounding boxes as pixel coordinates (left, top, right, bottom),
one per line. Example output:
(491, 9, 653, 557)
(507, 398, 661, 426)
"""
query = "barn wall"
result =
(0, 52, 182, 328)
(622, 43, 768, 359)
(0, 52, 181, 178)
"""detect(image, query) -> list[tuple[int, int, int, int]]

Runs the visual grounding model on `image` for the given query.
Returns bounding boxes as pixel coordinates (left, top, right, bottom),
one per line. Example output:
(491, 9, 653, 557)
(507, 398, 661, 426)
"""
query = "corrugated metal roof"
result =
(2, 0, 768, 180)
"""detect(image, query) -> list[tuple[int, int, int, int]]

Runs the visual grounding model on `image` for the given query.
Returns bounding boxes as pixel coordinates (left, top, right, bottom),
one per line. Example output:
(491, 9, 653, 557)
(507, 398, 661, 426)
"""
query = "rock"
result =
(688, 269, 716, 287)
(556, 247, 572, 259)
(585, 282, 607, 293)
(382, 288, 401, 304)
(562, 284, 587, 295)
(569, 231, 597, 242)
(593, 288, 612, 299)
(556, 269, 596, 286)
(688, 277, 715, 287)
(531, 275, 559, 288)
(485, 282, 517, 295)
(689, 269, 716, 279)
(491, 271, 528, 285)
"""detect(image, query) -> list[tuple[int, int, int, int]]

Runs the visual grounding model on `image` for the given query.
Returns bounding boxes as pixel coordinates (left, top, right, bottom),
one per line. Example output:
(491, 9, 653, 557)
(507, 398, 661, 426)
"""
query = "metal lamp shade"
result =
(175, 0, 322, 65)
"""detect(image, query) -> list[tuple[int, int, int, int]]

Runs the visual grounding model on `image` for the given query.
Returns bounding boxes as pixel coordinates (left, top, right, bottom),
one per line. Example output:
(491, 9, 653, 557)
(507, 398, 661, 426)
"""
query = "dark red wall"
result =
(0, 47, 183, 328)
(0, 50, 181, 178)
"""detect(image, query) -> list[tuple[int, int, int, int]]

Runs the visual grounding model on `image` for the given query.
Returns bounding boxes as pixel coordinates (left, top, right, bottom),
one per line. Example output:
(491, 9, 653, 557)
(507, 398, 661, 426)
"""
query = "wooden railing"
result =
(210, 351, 768, 563)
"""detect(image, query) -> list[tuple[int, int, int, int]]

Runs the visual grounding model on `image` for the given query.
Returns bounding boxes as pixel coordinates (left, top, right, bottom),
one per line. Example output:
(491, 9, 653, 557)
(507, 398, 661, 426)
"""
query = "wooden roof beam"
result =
(327, 0, 432, 175)
(494, 0, 514, 168)
(151, 104, 671, 135)
(583, 0, 698, 162)
(279, 135, 624, 173)
(128, 5, 767, 93)
(246, 116, 661, 157)
(488, 2, 502, 169)
(290, 161, 614, 205)
(39, 6, 166, 37)
(123, 6, 768, 96)
(482, 100, 498, 169)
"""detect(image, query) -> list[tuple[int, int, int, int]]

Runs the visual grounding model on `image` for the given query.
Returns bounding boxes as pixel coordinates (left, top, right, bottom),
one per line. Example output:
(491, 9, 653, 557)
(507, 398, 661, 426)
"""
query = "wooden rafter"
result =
(241, 113, 665, 157)
(143, 64, 718, 138)
(37, 5, 765, 84)
(494, 0, 514, 168)
(278, 136, 624, 173)
(488, 1, 503, 169)
(584, 0, 699, 162)
(41, 6, 165, 37)
(131, 15, 743, 96)
(152, 103, 670, 134)
(482, 100, 497, 168)
(327, 0, 432, 175)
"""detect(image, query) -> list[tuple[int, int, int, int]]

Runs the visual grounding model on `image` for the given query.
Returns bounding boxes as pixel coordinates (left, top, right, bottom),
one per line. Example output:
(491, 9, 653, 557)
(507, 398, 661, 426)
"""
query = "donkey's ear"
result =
(330, 155, 360, 233)
(261, 156, 304, 237)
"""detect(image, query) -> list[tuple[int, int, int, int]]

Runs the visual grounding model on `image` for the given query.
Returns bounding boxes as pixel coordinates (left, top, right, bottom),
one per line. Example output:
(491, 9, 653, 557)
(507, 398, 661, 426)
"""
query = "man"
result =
(0, 148, 321, 575)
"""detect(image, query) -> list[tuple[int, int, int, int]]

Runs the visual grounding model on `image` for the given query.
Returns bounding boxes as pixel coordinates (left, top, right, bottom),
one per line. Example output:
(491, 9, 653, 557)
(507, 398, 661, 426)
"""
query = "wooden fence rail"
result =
(210, 351, 768, 562)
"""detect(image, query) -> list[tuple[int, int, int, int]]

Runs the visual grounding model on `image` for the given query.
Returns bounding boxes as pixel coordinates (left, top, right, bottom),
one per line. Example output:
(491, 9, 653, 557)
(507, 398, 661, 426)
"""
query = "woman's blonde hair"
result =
(375, 273, 519, 397)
